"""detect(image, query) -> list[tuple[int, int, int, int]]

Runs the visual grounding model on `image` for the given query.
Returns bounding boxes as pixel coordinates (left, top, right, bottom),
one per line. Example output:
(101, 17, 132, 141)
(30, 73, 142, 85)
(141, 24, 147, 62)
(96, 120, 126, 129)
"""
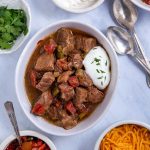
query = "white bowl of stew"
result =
(15, 20, 118, 136)
(94, 120, 150, 150)
(0, 130, 56, 150)
(131, 0, 150, 11)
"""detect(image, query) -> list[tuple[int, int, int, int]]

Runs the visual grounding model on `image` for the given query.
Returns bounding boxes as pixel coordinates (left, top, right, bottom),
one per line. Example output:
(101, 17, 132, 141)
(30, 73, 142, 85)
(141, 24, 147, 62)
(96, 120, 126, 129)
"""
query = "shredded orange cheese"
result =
(100, 124, 150, 150)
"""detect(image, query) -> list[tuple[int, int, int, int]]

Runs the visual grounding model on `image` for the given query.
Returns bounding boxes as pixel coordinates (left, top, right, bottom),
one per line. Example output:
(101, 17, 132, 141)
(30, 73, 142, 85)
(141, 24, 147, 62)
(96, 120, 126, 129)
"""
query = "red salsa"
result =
(143, 0, 150, 5)
(5, 136, 51, 150)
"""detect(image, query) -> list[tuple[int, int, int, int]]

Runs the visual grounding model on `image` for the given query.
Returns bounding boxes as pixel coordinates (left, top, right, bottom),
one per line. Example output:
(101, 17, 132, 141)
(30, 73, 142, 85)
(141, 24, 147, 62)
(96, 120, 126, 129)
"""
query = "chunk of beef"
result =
(54, 63, 63, 75)
(57, 71, 73, 83)
(56, 28, 74, 55)
(57, 110, 77, 129)
(75, 87, 88, 110)
(56, 57, 72, 71)
(36, 72, 55, 92)
(35, 53, 55, 71)
(71, 53, 83, 69)
(75, 35, 97, 53)
(87, 86, 104, 103)
(76, 69, 93, 87)
(32, 90, 53, 116)
(48, 106, 59, 120)
(79, 104, 95, 119)
(44, 39, 57, 54)
(59, 83, 75, 101)
(29, 70, 44, 87)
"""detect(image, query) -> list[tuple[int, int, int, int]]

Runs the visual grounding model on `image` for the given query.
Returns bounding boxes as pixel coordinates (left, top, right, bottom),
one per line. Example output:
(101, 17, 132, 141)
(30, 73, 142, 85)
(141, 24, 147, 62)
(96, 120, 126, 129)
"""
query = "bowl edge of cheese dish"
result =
(94, 120, 150, 150)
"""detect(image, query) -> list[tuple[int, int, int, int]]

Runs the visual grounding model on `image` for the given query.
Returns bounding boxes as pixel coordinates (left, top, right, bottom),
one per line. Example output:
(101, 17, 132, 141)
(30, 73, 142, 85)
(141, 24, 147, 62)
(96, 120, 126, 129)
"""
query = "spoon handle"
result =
(134, 55, 150, 75)
(4, 101, 22, 146)
(132, 28, 150, 67)
(146, 73, 150, 88)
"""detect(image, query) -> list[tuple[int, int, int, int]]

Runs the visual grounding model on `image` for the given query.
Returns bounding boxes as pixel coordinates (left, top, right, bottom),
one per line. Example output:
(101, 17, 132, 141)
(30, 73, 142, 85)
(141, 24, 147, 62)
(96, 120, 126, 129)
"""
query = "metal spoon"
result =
(113, 0, 150, 87)
(113, 0, 149, 64)
(107, 26, 150, 76)
(4, 101, 22, 148)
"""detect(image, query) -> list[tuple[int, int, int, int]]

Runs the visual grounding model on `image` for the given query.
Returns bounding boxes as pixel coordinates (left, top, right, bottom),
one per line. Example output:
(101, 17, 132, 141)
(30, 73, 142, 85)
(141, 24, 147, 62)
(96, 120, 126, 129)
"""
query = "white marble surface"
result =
(0, 0, 150, 150)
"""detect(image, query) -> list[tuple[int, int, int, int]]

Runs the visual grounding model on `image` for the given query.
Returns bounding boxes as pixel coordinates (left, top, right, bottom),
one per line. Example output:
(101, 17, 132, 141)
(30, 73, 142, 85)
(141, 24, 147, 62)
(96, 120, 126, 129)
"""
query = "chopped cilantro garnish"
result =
(97, 76, 103, 79)
(0, 7, 28, 49)
(91, 57, 101, 64)
(96, 69, 100, 73)
(100, 70, 106, 73)
(105, 60, 108, 66)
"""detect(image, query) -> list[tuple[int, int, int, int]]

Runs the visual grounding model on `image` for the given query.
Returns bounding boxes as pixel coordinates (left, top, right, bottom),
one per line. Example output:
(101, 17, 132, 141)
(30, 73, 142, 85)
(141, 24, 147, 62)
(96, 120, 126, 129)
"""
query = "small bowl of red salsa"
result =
(143, 0, 150, 5)
(131, 0, 150, 11)
(0, 131, 56, 150)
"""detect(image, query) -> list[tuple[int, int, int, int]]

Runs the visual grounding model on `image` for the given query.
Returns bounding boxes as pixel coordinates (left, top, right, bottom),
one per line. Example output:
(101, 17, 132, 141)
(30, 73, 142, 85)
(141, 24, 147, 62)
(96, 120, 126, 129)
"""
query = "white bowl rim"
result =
(0, 0, 31, 54)
(51, 0, 105, 13)
(94, 120, 150, 150)
(0, 130, 57, 150)
(131, 0, 150, 11)
(15, 20, 118, 136)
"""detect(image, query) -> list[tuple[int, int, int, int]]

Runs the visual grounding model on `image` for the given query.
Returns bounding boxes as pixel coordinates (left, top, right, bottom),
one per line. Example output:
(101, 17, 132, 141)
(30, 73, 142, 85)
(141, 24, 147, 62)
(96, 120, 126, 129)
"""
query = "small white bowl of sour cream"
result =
(51, 0, 105, 13)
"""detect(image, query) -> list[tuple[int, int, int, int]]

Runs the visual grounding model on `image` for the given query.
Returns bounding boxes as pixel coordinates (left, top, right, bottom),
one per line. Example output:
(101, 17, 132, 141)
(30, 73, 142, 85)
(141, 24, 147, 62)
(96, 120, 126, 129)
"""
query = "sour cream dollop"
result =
(83, 46, 111, 90)
(54, 0, 98, 9)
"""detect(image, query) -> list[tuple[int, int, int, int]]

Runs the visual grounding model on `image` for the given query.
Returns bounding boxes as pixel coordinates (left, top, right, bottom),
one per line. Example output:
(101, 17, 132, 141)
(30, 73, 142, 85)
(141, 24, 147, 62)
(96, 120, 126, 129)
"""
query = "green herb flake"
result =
(96, 63, 100, 66)
(100, 70, 106, 74)
(105, 60, 108, 66)
(96, 69, 100, 73)
(101, 81, 104, 86)
(91, 57, 101, 64)
(97, 76, 103, 79)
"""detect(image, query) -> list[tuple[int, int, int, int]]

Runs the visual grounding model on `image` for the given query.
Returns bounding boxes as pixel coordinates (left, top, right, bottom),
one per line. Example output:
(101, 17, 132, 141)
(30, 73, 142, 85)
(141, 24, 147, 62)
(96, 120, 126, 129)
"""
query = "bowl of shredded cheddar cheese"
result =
(95, 120, 150, 150)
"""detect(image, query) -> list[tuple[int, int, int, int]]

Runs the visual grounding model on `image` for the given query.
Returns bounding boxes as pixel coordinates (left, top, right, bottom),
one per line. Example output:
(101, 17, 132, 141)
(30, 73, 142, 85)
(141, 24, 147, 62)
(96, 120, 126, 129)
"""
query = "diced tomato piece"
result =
(68, 76, 79, 88)
(30, 70, 37, 87)
(143, 0, 150, 5)
(39, 144, 46, 150)
(44, 44, 56, 54)
(66, 101, 76, 115)
(37, 140, 43, 146)
(44, 39, 57, 54)
(21, 136, 27, 142)
(32, 103, 45, 116)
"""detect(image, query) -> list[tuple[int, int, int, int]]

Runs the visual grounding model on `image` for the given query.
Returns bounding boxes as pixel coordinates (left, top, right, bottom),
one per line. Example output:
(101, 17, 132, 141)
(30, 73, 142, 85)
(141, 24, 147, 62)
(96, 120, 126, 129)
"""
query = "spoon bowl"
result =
(113, 0, 148, 62)
(107, 26, 134, 55)
(113, 0, 138, 30)
(107, 26, 150, 76)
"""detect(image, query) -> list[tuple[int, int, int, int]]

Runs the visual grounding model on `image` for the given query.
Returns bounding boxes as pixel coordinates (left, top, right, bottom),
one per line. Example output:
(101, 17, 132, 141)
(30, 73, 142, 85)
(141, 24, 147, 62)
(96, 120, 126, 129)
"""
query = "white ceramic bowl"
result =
(94, 120, 150, 150)
(131, 0, 150, 11)
(0, 130, 56, 150)
(15, 20, 118, 136)
(51, 0, 105, 13)
(0, 0, 31, 54)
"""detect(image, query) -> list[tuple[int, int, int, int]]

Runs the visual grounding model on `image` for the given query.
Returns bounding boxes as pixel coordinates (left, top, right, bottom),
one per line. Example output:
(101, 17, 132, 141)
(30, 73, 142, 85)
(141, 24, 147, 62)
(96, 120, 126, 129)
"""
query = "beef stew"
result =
(25, 28, 109, 129)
